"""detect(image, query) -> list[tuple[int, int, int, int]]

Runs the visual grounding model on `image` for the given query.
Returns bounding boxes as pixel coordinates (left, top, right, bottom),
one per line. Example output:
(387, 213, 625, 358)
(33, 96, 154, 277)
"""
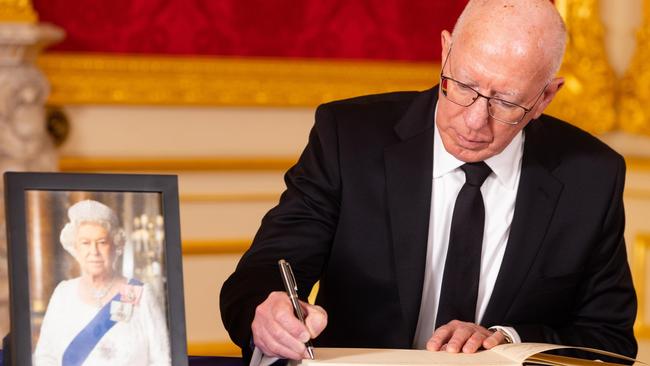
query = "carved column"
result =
(0, 0, 63, 336)
(620, 0, 650, 135)
(548, 0, 618, 133)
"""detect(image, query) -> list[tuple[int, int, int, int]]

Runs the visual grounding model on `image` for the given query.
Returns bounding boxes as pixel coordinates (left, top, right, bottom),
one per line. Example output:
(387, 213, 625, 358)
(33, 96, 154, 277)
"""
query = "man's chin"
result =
(450, 146, 493, 162)
(456, 139, 491, 152)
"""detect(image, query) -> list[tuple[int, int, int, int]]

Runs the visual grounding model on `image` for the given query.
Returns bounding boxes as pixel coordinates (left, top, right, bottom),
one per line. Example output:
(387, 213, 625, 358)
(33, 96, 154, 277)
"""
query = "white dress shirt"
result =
(412, 105, 524, 348)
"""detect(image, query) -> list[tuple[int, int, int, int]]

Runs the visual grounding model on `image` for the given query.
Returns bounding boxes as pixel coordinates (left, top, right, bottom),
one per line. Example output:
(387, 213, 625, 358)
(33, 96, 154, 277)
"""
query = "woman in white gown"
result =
(33, 199, 171, 366)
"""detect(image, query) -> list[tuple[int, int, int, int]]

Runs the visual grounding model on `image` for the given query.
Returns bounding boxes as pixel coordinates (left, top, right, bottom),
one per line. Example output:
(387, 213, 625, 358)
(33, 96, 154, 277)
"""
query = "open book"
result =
(290, 343, 640, 366)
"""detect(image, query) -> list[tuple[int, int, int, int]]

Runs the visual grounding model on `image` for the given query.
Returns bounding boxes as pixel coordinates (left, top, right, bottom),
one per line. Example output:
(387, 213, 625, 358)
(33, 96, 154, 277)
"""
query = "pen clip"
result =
(278, 259, 299, 298)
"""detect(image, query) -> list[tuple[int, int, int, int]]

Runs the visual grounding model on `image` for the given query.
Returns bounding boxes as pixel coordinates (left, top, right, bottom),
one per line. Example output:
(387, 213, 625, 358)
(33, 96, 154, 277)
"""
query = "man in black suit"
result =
(220, 0, 637, 363)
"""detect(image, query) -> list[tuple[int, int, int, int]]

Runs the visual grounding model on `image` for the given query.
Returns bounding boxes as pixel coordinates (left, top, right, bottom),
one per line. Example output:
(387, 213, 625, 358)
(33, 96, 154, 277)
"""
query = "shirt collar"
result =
(433, 102, 524, 191)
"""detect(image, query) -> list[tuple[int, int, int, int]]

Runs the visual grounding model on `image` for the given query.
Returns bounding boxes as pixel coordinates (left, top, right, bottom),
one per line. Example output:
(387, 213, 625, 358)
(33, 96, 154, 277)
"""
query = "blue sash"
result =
(62, 279, 142, 366)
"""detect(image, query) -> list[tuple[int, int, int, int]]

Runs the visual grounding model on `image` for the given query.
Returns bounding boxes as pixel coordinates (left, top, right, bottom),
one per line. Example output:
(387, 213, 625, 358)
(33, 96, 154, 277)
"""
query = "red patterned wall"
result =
(33, 0, 468, 62)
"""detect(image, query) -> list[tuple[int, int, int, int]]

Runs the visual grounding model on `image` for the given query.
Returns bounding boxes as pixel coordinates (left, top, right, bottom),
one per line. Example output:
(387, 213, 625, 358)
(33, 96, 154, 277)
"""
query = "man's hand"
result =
(426, 320, 506, 353)
(251, 291, 328, 359)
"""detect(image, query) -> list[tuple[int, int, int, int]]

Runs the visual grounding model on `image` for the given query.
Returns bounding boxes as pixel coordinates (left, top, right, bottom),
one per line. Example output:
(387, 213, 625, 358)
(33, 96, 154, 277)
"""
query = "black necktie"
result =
(435, 161, 492, 329)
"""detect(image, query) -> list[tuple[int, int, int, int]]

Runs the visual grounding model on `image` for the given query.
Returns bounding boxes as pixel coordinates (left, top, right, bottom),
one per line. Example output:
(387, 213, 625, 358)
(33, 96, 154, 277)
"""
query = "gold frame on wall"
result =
(37, 53, 437, 108)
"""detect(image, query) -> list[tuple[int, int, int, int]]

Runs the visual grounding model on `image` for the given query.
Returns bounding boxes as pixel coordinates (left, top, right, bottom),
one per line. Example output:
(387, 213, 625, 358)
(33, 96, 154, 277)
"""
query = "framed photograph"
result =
(3, 172, 187, 366)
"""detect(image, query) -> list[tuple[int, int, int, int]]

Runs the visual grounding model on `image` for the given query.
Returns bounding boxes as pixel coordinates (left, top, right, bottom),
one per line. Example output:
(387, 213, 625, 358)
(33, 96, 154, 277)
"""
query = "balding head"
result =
(435, 0, 568, 163)
(452, 0, 566, 82)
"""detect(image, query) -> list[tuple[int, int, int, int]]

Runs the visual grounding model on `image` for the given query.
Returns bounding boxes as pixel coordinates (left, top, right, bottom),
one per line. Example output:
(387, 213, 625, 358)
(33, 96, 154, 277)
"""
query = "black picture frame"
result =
(3, 172, 187, 366)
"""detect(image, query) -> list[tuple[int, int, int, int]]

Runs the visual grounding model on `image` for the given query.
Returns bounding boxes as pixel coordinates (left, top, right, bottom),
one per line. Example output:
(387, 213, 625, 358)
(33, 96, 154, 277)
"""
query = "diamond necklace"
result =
(92, 276, 116, 307)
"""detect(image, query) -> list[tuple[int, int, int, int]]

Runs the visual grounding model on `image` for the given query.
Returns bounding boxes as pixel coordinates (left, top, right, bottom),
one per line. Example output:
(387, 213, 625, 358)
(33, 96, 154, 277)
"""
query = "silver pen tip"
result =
(307, 346, 315, 360)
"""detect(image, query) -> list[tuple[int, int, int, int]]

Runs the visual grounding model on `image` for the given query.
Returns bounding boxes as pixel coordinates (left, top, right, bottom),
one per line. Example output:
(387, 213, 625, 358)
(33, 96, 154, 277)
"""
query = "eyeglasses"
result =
(440, 47, 548, 125)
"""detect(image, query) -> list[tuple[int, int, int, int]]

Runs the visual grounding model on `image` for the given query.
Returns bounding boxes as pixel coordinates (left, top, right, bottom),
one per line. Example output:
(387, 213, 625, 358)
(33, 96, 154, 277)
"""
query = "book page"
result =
(290, 343, 639, 366)
(491, 343, 638, 365)
(291, 347, 518, 366)
(490, 343, 575, 362)
(527, 352, 633, 366)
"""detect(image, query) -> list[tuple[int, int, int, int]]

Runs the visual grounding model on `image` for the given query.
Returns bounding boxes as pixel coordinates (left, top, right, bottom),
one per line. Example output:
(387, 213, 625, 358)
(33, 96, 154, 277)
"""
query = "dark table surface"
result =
(189, 356, 246, 366)
(0, 350, 246, 366)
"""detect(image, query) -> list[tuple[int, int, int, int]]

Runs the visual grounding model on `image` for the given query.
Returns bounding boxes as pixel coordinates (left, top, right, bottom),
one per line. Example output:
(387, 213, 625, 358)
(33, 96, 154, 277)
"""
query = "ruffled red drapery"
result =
(33, 0, 469, 62)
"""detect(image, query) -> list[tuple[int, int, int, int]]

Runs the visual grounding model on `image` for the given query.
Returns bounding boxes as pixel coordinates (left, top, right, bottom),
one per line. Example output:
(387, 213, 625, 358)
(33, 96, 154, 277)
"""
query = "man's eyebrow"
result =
(493, 90, 519, 101)
(452, 64, 523, 101)
(466, 80, 520, 101)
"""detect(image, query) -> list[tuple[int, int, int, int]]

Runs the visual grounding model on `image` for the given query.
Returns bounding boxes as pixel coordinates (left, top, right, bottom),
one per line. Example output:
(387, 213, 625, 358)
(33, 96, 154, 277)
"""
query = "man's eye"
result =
(493, 98, 518, 110)
(456, 83, 472, 91)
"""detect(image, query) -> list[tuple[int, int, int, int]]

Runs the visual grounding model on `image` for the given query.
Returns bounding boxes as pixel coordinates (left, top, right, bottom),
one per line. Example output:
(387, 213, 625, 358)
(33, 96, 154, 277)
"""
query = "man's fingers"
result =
(253, 312, 307, 358)
(252, 291, 314, 360)
(303, 303, 328, 338)
(256, 324, 306, 360)
(274, 304, 311, 341)
(461, 331, 487, 353)
(426, 320, 498, 354)
(483, 330, 505, 349)
(426, 325, 452, 351)
(445, 325, 474, 353)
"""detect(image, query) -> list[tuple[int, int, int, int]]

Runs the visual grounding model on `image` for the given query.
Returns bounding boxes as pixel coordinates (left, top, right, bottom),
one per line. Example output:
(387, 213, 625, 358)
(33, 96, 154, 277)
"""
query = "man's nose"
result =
(464, 96, 490, 130)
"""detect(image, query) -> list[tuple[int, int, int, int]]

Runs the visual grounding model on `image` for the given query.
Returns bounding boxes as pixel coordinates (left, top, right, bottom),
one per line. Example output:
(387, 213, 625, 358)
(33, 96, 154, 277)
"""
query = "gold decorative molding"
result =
(59, 155, 650, 173)
(624, 188, 650, 201)
(633, 234, 650, 338)
(187, 341, 240, 357)
(549, 0, 617, 134)
(0, 0, 37, 23)
(38, 53, 437, 107)
(182, 239, 251, 255)
(619, 0, 650, 135)
(58, 156, 296, 172)
(625, 156, 650, 172)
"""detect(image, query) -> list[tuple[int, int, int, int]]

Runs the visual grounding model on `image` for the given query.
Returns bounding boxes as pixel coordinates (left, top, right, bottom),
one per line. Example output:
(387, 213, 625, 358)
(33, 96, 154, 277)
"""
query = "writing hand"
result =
(426, 320, 506, 353)
(251, 291, 328, 359)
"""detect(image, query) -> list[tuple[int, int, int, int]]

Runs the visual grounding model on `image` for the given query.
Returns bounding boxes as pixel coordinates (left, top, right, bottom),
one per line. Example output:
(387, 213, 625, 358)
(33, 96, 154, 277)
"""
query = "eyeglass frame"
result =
(439, 45, 549, 125)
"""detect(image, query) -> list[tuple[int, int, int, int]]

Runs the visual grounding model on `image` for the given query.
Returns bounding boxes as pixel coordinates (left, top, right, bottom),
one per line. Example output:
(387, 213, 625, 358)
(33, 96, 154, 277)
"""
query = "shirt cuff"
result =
(250, 347, 280, 366)
(488, 325, 521, 344)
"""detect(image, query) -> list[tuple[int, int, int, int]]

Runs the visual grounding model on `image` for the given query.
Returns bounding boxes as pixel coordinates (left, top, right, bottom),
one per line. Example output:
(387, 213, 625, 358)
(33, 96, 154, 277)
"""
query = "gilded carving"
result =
(0, 0, 37, 23)
(619, 0, 650, 135)
(546, 0, 617, 134)
(633, 234, 650, 338)
(38, 54, 436, 108)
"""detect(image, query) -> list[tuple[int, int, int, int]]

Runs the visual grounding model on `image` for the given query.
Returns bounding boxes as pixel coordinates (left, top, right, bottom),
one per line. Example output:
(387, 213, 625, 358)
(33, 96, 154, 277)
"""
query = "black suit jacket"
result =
(220, 87, 637, 360)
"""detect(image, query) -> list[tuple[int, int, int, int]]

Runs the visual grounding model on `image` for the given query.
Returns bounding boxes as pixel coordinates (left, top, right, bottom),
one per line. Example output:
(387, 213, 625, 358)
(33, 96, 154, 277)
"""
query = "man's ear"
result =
(532, 76, 564, 119)
(441, 30, 452, 60)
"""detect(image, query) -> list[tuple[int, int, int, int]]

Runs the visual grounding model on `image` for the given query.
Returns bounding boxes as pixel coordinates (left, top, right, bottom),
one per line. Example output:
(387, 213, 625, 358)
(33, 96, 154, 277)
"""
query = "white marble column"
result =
(0, 17, 63, 336)
(600, 0, 643, 77)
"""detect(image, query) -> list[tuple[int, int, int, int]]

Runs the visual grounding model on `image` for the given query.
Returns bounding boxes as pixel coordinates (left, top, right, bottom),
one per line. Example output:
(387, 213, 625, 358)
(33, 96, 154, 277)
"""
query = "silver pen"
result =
(278, 259, 315, 359)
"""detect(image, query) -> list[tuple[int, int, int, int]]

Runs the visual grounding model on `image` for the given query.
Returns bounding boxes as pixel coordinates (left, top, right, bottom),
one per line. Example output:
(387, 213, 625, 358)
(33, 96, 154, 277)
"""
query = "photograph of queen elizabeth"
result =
(32, 199, 171, 366)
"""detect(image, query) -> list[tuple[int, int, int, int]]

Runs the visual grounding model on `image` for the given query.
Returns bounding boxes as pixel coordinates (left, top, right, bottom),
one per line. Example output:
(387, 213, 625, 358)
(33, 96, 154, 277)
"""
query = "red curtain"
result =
(33, 0, 468, 62)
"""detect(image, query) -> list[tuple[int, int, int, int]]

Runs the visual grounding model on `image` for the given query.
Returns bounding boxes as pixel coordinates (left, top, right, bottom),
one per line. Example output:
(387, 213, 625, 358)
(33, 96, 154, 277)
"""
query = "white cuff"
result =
(250, 347, 280, 366)
(488, 325, 521, 344)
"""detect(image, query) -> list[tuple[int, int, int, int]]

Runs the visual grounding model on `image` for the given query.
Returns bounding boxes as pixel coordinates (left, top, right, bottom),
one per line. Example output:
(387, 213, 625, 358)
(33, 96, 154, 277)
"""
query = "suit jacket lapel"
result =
(481, 118, 563, 326)
(384, 87, 437, 343)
